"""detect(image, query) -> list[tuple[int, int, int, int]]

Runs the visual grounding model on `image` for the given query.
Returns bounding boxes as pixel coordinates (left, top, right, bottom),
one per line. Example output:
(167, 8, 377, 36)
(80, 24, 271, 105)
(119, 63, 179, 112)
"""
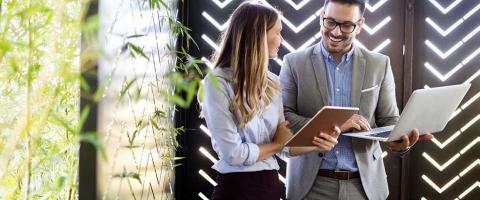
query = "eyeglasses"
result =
(322, 17, 360, 33)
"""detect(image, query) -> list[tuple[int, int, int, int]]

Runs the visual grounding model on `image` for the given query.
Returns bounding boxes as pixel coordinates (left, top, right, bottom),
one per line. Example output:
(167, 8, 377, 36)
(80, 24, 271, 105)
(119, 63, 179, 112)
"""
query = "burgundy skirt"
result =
(210, 170, 281, 200)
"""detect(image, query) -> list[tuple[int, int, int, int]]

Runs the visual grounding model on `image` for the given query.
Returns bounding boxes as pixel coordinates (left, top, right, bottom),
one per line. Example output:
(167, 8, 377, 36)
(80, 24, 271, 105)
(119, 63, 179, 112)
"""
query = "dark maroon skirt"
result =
(210, 170, 281, 200)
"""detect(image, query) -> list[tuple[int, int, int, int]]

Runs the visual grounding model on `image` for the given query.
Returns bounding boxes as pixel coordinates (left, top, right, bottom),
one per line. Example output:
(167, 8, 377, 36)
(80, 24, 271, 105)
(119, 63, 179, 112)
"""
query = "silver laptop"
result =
(343, 83, 471, 141)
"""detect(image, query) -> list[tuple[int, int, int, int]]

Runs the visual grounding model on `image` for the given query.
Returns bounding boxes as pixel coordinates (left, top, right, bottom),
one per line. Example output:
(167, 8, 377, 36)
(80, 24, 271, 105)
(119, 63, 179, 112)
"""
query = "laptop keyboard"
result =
(366, 130, 391, 138)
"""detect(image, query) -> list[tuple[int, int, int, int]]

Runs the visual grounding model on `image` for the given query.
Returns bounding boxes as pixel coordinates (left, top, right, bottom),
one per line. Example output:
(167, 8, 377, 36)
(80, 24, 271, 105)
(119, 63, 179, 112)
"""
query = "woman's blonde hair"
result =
(213, 1, 281, 127)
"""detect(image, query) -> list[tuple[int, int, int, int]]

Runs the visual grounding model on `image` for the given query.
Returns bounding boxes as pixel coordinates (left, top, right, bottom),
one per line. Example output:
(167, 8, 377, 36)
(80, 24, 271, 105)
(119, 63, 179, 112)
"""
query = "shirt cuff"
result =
(244, 143, 260, 166)
(395, 147, 411, 158)
(282, 146, 291, 158)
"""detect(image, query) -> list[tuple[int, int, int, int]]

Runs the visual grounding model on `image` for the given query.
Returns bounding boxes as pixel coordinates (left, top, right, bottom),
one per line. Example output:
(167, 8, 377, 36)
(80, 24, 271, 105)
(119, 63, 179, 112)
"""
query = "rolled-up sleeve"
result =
(202, 75, 259, 166)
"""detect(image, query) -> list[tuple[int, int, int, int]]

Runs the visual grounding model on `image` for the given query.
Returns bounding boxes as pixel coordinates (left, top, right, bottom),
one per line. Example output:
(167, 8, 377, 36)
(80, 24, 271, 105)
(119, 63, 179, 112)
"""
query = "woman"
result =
(201, 1, 340, 199)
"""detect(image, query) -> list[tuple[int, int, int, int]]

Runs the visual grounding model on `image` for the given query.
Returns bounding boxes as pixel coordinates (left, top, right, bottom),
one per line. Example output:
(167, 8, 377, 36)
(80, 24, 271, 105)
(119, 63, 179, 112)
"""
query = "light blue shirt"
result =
(202, 67, 285, 174)
(319, 41, 358, 171)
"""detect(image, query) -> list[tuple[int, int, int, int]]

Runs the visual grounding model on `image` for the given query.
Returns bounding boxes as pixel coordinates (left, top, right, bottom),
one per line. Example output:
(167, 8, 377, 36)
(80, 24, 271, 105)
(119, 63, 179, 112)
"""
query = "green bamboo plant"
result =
(0, 0, 205, 199)
(0, 0, 89, 199)
(94, 0, 207, 199)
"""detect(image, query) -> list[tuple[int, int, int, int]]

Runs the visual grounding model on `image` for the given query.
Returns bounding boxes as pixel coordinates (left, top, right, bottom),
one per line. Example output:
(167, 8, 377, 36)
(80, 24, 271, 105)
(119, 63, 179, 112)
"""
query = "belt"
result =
(317, 169, 360, 180)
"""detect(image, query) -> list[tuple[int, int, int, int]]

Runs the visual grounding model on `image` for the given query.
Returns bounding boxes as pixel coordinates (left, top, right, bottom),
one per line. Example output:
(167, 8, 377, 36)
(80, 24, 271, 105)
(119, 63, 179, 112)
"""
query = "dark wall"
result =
(175, 0, 480, 199)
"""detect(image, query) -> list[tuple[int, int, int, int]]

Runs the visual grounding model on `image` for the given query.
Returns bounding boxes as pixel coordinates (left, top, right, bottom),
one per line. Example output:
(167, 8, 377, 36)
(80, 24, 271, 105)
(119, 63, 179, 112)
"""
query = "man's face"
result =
(321, 2, 364, 55)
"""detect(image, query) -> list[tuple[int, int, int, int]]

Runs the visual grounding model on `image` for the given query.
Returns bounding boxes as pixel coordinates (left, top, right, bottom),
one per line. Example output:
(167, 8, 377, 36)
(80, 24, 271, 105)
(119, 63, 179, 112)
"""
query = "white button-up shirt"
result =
(202, 67, 285, 174)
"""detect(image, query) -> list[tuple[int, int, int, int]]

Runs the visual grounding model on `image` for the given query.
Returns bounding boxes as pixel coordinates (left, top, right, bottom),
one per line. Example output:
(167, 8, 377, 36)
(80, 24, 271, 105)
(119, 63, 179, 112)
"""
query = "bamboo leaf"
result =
(78, 132, 108, 161)
(127, 42, 149, 61)
(126, 34, 146, 38)
(150, 118, 161, 131)
(113, 171, 142, 184)
(154, 109, 166, 118)
(120, 78, 137, 98)
(77, 106, 91, 134)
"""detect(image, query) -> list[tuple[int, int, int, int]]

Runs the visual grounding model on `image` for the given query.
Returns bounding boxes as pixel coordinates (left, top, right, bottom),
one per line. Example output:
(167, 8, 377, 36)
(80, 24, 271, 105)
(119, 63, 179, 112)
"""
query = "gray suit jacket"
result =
(280, 43, 400, 200)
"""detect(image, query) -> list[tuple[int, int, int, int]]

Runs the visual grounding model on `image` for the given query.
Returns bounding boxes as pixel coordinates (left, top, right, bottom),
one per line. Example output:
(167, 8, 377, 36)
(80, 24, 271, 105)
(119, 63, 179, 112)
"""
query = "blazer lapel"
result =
(351, 45, 367, 155)
(310, 44, 330, 106)
(351, 45, 366, 108)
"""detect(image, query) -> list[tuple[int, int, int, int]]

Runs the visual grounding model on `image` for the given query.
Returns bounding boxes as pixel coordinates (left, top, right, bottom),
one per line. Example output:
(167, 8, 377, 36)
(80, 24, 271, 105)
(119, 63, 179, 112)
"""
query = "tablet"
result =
(285, 106, 359, 146)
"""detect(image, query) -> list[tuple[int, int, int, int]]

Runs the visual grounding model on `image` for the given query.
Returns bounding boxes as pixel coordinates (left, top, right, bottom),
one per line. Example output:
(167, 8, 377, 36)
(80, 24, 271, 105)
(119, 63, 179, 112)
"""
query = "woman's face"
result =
(267, 17, 283, 58)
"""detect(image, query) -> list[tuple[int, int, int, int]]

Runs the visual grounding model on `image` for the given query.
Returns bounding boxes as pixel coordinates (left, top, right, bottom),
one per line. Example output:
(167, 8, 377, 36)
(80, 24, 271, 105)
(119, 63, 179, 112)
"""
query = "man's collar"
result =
(319, 39, 355, 63)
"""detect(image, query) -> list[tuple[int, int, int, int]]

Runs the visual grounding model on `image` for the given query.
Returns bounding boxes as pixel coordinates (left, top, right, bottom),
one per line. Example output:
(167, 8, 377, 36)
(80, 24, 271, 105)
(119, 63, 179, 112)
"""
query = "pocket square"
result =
(361, 85, 379, 93)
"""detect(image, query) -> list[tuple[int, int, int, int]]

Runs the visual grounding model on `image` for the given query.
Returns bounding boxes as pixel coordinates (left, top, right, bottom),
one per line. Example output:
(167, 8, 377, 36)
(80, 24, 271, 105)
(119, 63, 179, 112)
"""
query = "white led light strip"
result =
(457, 181, 480, 199)
(425, 40, 463, 59)
(424, 47, 480, 81)
(428, 0, 463, 14)
(431, 114, 480, 149)
(201, 57, 214, 69)
(425, 3, 480, 37)
(198, 192, 209, 200)
(202, 12, 229, 31)
(203, 1, 393, 54)
(355, 39, 391, 53)
(280, 14, 318, 33)
(450, 90, 480, 120)
(211, 0, 233, 9)
(425, 25, 480, 59)
(463, 69, 480, 84)
(366, 0, 389, 12)
(363, 17, 391, 35)
(199, 147, 218, 164)
(422, 159, 480, 194)
(201, 34, 220, 51)
(422, 175, 459, 193)
(425, 136, 480, 170)
(260, 0, 323, 33)
(199, 169, 217, 186)
(285, 0, 311, 10)
(200, 124, 212, 137)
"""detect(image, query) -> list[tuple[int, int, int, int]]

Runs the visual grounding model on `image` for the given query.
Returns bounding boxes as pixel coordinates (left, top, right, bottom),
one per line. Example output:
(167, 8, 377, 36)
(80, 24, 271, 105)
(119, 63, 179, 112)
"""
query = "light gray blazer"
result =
(280, 43, 400, 200)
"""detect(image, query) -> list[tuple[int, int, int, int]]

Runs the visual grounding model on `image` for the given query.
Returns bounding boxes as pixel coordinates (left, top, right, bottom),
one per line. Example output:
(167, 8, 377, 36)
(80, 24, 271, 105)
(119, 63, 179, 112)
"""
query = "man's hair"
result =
(324, 0, 368, 16)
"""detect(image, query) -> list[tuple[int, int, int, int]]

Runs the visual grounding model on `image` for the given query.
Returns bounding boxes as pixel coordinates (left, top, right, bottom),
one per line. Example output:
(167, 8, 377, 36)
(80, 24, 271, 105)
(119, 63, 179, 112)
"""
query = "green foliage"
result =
(0, 0, 84, 198)
(105, 0, 207, 198)
(0, 0, 207, 198)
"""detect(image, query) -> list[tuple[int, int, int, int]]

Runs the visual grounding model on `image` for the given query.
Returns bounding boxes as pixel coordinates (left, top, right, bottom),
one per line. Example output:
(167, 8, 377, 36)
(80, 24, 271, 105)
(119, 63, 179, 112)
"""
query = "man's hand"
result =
(384, 128, 433, 151)
(311, 126, 341, 152)
(340, 114, 371, 132)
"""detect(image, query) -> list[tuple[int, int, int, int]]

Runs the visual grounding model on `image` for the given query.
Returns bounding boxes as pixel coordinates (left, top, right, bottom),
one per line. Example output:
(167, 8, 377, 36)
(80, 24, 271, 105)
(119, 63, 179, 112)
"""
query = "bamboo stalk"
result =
(23, 0, 33, 198)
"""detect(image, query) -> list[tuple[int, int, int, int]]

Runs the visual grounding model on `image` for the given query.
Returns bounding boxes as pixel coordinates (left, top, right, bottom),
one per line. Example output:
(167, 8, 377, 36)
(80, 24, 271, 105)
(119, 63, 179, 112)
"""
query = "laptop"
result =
(343, 83, 471, 141)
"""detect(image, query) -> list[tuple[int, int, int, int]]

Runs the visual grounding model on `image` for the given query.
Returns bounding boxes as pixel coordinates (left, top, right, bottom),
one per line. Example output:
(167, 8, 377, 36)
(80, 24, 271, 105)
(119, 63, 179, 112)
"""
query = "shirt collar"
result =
(319, 40, 355, 63)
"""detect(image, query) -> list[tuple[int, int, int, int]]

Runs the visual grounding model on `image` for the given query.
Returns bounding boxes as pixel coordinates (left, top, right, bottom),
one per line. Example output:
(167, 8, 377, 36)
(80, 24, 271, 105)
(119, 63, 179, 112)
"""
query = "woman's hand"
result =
(257, 121, 293, 161)
(273, 121, 293, 148)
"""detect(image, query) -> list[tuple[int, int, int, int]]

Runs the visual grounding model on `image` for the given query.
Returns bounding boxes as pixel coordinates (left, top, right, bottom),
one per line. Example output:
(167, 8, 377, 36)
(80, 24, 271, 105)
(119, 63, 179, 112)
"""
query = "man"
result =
(280, 0, 432, 199)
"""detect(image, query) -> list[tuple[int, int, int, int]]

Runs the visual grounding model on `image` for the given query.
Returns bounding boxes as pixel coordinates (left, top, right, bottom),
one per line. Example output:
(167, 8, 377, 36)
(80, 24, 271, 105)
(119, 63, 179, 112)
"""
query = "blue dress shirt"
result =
(319, 42, 359, 171)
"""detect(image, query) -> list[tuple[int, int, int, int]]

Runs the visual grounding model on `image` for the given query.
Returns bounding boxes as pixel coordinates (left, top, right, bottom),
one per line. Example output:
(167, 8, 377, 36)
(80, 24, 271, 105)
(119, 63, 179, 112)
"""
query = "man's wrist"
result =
(393, 146, 411, 157)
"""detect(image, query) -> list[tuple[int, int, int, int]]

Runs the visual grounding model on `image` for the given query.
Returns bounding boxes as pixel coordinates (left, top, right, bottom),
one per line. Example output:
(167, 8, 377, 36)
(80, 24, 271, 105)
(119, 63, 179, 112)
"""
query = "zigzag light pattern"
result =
(424, 47, 480, 81)
(425, 3, 480, 37)
(422, 159, 480, 194)
(428, 0, 463, 14)
(431, 115, 480, 149)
